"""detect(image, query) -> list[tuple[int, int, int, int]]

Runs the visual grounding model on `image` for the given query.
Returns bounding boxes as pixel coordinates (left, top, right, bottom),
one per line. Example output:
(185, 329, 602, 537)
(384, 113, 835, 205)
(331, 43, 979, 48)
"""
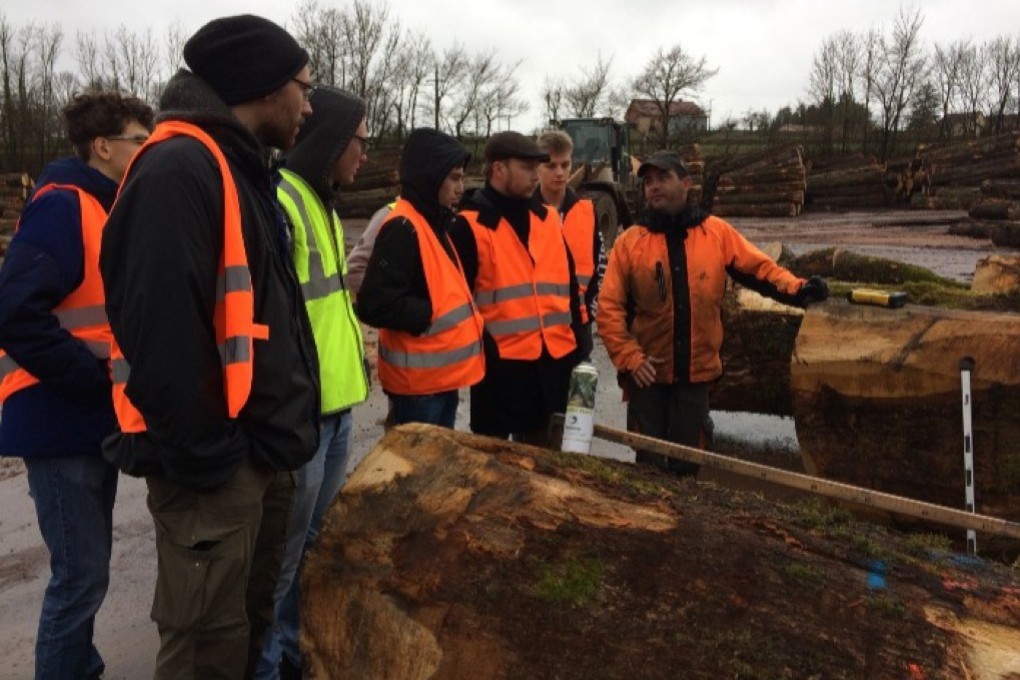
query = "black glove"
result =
(796, 275, 829, 307)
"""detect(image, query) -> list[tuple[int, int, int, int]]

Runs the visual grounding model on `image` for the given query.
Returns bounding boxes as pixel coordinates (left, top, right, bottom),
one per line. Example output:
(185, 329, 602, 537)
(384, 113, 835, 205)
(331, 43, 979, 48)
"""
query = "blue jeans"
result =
(25, 454, 118, 680)
(257, 410, 353, 678)
(391, 390, 459, 428)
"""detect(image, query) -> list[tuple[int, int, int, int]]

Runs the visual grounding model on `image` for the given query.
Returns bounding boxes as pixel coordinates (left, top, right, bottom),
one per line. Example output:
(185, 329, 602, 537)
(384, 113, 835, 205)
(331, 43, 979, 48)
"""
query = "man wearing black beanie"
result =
(100, 14, 321, 679)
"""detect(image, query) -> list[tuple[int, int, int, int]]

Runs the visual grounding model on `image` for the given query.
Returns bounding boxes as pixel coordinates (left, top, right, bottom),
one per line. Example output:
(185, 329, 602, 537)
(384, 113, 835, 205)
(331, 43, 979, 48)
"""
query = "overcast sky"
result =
(4, 0, 1019, 130)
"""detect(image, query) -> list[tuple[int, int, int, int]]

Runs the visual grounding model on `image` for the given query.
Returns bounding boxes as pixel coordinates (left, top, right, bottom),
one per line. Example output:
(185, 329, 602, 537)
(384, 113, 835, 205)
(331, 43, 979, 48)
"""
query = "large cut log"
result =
(970, 200, 1020, 221)
(928, 154, 1020, 186)
(917, 131, 1020, 165)
(1, 172, 31, 188)
(807, 193, 889, 209)
(301, 424, 1020, 680)
(980, 178, 1020, 200)
(971, 255, 1020, 293)
(791, 301, 1020, 526)
(991, 222, 1020, 248)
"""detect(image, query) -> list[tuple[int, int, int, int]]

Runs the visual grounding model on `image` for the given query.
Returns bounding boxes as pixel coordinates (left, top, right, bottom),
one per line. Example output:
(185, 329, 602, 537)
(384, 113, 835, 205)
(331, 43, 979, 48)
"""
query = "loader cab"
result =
(558, 117, 632, 183)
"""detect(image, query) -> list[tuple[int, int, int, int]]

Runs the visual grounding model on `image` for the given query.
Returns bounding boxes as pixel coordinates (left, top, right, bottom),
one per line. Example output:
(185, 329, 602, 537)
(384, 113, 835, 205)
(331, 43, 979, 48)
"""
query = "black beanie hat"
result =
(183, 14, 309, 105)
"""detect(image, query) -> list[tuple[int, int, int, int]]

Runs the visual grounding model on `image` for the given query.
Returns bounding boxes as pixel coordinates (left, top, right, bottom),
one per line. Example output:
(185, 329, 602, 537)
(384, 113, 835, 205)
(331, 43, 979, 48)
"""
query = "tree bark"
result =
(301, 424, 1020, 680)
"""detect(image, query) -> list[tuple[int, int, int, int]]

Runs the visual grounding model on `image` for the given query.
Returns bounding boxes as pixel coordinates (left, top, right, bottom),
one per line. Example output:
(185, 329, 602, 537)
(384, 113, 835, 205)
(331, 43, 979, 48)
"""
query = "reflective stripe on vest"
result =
(377, 199, 485, 395)
(562, 198, 596, 324)
(109, 121, 267, 433)
(276, 169, 368, 413)
(0, 184, 113, 402)
(460, 207, 576, 361)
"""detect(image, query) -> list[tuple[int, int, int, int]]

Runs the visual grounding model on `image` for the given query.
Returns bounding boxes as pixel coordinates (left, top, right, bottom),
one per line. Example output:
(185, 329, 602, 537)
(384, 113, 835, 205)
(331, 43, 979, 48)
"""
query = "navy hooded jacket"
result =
(0, 157, 119, 458)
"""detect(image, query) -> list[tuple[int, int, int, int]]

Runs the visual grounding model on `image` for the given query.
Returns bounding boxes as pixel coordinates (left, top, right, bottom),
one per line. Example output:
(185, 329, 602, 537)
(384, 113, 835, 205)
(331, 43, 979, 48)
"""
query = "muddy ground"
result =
(0, 208, 1012, 678)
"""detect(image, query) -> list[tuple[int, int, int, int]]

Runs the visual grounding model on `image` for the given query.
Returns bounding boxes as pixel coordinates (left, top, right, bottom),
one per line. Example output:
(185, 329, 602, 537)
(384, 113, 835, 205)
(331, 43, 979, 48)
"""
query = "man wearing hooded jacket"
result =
(0, 92, 152, 680)
(100, 15, 320, 678)
(257, 86, 371, 680)
(598, 150, 828, 476)
(358, 128, 485, 428)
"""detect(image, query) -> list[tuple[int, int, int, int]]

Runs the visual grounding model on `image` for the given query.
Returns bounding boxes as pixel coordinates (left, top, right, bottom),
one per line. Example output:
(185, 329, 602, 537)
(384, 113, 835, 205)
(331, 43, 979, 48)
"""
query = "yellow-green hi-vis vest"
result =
(277, 169, 369, 414)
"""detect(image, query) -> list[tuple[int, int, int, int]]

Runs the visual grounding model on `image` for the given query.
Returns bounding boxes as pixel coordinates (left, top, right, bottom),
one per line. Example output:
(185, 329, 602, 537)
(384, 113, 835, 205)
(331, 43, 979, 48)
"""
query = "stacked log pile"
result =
(0, 172, 32, 261)
(676, 143, 704, 206)
(902, 132, 1020, 209)
(707, 145, 806, 217)
(963, 177, 1020, 247)
(804, 153, 889, 210)
(335, 146, 400, 220)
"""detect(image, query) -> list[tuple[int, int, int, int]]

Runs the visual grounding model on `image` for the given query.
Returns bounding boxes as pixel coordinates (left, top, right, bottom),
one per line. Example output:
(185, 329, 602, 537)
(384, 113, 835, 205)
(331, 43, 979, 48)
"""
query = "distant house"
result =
(940, 112, 987, 138)
(625, 98, 708, 136)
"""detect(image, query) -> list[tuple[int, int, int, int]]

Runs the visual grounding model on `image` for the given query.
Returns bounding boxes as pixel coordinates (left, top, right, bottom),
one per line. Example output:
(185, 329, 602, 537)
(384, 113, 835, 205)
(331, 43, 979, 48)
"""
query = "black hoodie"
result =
(356, 128, 470, 334)
(285, 85, 366, 206)
(100, 69, 320, 490)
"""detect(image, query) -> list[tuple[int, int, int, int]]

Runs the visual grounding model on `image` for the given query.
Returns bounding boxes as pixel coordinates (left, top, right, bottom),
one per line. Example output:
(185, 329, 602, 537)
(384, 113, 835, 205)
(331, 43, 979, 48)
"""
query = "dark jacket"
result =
(448, 186, 587, 435)
(100, 69, 320, 491)
(357, 128, 470, 335)
(0, 158, 118, 457)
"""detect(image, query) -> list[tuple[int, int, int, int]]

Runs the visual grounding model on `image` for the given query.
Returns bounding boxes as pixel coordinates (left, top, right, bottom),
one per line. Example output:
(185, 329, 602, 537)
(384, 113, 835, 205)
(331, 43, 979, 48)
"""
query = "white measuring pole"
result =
(959, 357, 977, 555)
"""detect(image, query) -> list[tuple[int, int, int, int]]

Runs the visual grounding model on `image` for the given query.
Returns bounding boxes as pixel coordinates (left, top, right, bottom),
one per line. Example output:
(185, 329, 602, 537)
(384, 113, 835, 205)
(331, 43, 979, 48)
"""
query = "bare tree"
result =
(541, 77, 564, 125)
(450, 49, 498, 139)
(835, 31, 862, 152)
(478, 61, 527, 137)
(291, 0, 346, 87)
(871, 7, 928, 159)
(34, 23, 62, 164)
(161, 21, 187, 88)
(632, 43, 718, 147)
(430, 42, 467, 132)
(389, 30, 432, 138)
(75, 31, 101, 89)
(985, 36, 1020, 134)
(933, 39, 969, 138)
(857, 28, 882, 152)
(564, 53, 612, 118)
(808, 34, 839, 153)
(957, 42, 986, 137)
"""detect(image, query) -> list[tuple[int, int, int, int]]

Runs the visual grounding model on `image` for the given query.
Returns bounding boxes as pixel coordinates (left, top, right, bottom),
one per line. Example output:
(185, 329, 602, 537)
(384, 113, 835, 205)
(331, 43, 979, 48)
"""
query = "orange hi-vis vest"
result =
(377, 199, 486, 395)
(0, 184, 112, 401)
(460, 207, 577, 361)
(109, 121, 269, 433)
(561, 198, 596, 324)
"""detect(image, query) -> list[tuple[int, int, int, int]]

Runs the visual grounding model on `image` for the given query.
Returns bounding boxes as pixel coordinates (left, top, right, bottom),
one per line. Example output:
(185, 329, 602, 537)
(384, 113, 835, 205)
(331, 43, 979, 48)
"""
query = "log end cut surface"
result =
(301, 424, 1020, 680)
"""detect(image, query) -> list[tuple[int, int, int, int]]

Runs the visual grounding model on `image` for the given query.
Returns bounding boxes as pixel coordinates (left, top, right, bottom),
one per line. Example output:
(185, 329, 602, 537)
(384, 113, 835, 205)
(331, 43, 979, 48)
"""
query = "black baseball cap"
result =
(484, 131, 550, 163)
(637, 150, 689, 179)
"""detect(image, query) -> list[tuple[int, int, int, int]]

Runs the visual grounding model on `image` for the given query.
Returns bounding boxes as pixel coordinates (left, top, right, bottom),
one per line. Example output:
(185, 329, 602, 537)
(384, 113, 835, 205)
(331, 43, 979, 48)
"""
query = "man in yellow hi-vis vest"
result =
(257, 86, 371, 680)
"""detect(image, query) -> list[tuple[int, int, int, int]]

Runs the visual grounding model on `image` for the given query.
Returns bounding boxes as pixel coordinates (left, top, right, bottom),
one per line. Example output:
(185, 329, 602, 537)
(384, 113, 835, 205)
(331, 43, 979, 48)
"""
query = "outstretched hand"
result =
(796, 275, 829, 307)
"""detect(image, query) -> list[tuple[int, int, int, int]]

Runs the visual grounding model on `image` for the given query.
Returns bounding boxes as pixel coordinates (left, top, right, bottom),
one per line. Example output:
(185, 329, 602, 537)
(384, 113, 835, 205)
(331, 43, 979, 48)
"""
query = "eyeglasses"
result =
(106, 134, 149, 145)
(352, 134, 371, 153)
(291, 77, 316, 102)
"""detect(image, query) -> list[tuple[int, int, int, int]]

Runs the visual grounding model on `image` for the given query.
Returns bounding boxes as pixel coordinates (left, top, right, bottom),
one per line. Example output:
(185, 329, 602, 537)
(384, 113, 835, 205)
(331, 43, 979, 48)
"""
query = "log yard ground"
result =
(0, 208, 1015, 679)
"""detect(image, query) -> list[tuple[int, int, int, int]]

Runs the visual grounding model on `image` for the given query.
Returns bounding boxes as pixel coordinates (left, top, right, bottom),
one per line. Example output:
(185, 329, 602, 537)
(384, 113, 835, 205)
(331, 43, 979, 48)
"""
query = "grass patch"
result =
(867, 594, 906, 619)
(532, 556, 604, 606)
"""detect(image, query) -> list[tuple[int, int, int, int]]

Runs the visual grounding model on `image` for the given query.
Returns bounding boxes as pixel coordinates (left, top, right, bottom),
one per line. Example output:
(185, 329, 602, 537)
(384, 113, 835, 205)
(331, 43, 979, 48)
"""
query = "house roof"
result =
(625, 99, 706, 120)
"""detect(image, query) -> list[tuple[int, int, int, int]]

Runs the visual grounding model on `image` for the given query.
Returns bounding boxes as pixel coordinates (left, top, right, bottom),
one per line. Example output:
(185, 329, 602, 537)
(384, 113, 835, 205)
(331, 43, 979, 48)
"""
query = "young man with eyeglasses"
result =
(256, 85, 371, 680)
(100, 15, 321, 678)
(448, 131, 588, 445)
(0, 91, 152, 680)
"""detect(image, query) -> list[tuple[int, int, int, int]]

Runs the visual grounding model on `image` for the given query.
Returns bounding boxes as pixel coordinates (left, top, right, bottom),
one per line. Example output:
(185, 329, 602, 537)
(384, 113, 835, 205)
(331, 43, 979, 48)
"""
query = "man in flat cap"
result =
(449, 131, 588, 445)
(598, 150, 828, 477)
(100, 14, 320, 678)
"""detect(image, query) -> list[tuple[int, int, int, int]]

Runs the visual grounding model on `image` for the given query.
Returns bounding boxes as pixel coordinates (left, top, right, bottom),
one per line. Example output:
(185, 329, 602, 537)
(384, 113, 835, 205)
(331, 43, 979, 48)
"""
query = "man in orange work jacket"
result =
(449, 131, 589, 445)
(99, 15, 320, 679)
(0, 92, 152, 680)
(358, 128, 485, 428)
(598, 150, 829, 476)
